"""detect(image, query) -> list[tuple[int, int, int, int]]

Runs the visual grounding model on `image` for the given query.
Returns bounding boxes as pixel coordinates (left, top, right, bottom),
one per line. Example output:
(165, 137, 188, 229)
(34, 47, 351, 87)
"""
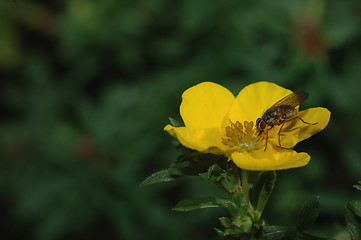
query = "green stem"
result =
(242, 169, 250, 203)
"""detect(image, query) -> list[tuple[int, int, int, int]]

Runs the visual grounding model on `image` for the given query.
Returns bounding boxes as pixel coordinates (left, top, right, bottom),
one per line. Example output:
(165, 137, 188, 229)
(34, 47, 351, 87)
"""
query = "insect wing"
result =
(268, 91, 309, 109)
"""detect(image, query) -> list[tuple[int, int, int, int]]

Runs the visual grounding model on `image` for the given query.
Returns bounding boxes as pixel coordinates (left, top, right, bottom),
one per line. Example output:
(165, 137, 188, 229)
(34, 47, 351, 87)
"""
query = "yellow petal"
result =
(180, 82, 235, 128)
(227, 82, 293, 125)
(268, 107, 331, 148)
(164, 124, 229, 155)
(231, 144, 310, 170)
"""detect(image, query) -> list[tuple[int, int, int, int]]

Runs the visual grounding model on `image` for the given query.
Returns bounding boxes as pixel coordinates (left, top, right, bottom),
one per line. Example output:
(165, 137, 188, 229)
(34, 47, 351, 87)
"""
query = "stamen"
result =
(222, 120, 264, 152)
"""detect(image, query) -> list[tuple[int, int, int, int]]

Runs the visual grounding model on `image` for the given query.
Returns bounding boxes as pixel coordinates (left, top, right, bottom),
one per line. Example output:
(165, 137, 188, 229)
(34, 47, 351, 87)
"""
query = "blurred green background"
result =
(0, 0, 360, 239)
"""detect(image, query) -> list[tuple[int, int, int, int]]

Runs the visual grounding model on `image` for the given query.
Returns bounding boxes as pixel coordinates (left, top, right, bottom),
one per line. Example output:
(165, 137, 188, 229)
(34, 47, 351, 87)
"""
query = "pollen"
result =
(222, 120, 263, 152)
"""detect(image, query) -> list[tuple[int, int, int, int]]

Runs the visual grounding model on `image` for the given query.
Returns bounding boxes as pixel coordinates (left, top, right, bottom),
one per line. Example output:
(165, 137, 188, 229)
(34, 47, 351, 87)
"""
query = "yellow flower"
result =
(164, 82, 330, 171)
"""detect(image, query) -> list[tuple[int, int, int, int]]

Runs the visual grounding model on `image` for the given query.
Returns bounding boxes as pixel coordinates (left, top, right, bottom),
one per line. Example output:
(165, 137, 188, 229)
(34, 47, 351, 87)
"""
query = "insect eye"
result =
(260, 121, 266, 130)
(256, 118, 266, 130)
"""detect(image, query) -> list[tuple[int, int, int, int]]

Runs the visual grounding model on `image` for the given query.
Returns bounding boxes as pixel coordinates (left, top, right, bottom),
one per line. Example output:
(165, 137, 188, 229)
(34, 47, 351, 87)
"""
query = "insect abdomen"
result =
(263, 105, 296, 126)
(281, 107, 297, 119)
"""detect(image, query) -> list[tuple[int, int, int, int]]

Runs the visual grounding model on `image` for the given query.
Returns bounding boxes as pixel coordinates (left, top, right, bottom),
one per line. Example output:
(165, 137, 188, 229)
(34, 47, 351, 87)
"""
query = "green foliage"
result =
(345, 181, 361, 240)
(297, 196, 321, 232)
(353, 181, 361, 192)
(145, 144, 336, 239)
(257, 197, 332, 240)
(168, 117, 181, 127)
(173, 197, 229, 211)
(345, 206, 361, 240)
(257, 225, 294, 240)
(143, 145, 265, 238)
(140, 167, 183, 187)
(252, 171, 277, 216)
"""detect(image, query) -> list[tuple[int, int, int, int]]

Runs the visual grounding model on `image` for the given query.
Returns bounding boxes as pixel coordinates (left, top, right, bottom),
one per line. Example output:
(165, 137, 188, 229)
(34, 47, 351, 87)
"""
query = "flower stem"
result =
(242, 169, 250, 203)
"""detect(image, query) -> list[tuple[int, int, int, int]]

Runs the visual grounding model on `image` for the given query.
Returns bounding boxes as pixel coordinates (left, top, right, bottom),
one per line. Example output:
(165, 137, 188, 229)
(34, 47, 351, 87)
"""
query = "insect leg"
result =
(264, 130, 269, 151)
(263, 126, 274, 151)
(278, 122, 286, 147)
(296, 116, 318, 125)
(277, 117, 317, 148)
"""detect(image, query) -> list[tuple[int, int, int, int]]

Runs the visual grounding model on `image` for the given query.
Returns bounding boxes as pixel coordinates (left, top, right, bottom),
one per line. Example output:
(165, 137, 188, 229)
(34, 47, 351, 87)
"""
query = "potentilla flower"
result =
(164, 82, 330, 171)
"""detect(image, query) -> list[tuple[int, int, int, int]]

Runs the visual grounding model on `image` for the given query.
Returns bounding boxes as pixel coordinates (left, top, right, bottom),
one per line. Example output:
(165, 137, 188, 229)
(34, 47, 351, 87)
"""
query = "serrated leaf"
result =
(296, 196, 320, 232)
(346, 205, 361, 240)
(173, 197, 229, 211)
(252, 171, 277, 215)
(257, 225, 294, 240)
(140, 168, 183, 187)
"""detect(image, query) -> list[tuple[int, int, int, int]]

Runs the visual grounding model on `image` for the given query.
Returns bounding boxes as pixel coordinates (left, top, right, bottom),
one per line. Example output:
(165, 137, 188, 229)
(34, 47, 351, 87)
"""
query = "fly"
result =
(256, 91, 317, 150)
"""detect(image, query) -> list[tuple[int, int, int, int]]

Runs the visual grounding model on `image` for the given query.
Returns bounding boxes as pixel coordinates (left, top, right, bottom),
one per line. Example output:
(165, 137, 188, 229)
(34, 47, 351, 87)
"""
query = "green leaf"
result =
(227, 201, 240, 217)
(232, 216, 253, 233)
(349, 200, 361, 218)
(169, 117, 181, 127)
(257, 225, 294, 240)
(140, 168, 183, 187)
(219, 217, 232, 228)
(296, 196, 320, 232)
(199, 164, 223, 181)
(252, 171, 277, 215)
(223, 228, 242, 236)
(346, 203, 361, 240)
(198, 172, 208, 180)
(172, 197, 229, 211)
(353, 184, 361, 191)
(214, 228, 224, 237)
(230, 193, 249, 218)
(352, 181, 361, 191)
(231, 192, 247, 208)
(207, 164, 224, 179)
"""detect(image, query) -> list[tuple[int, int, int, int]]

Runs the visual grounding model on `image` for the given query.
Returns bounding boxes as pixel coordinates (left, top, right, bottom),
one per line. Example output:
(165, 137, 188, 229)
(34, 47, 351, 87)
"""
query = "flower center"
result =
(222, 120, 264, 152)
